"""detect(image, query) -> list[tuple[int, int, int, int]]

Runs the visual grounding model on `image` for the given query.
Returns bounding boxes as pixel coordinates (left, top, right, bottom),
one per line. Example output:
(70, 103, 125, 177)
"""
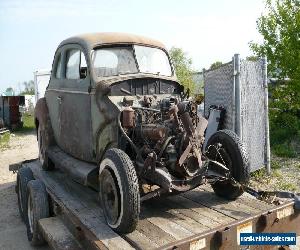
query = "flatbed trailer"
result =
(11, 160, 300, 250)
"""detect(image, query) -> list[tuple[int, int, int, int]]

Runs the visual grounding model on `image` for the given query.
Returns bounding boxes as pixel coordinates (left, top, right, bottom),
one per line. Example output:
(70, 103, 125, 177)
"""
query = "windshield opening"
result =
(134, 45, 172, 76)
(92, 47, 138, 77)
(91, 45, 172, 79)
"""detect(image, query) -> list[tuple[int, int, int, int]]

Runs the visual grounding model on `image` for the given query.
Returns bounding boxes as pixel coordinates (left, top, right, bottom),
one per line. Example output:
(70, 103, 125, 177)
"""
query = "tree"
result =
(250, 0, 300, 115)
(250, 0, 300, 156)
(169, 47, 195, 93)
(250, 0, 300, 79)
(209, 61, 223, 70)
(20, 80, 35, 95)
(246, 56, 259, 62)
(4, 87, 15, 96)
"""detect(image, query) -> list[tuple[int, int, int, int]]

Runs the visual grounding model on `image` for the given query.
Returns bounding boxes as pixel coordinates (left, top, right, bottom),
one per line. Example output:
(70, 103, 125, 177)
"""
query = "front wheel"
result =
(99, 148, 140, 233)
(205, 129, 250, 200)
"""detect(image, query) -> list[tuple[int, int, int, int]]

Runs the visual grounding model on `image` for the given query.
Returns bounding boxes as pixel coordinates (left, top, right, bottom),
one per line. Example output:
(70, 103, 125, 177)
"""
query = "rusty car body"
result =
(34, 32, 250, 233)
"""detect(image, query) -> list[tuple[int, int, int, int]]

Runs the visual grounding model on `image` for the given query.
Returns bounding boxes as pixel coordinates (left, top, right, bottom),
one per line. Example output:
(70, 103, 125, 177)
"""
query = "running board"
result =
(47, 146, 98, 190)
(39, 217, 82, 250)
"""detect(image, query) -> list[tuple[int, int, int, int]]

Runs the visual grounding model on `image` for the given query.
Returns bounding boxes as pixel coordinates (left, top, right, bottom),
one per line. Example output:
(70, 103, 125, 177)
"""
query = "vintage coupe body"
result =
(35, 33, 249, 233)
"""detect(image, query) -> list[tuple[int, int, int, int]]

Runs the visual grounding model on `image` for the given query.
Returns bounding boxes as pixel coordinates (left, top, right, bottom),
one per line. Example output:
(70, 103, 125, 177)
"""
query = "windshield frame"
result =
(91, 44, 174, 79)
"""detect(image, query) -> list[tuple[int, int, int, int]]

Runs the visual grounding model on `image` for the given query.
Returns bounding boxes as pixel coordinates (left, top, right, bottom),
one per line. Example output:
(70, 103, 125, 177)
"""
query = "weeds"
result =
(271, 160, 281, 169)
(0, 133, 10, 149)
(278, 182, 297, 191)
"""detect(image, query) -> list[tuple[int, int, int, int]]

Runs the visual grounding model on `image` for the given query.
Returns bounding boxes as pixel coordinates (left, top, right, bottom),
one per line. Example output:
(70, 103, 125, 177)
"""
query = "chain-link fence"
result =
(204, 55, 270, 172)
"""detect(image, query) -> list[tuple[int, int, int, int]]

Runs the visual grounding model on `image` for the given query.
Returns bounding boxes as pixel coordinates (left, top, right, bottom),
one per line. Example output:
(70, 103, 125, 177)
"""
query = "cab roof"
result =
(59, 32, 166, 51)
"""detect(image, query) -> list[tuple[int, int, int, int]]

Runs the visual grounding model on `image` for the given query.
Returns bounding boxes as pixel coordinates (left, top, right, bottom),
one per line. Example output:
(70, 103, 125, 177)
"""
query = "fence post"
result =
(233, 54, 241, 137)
(263, 57, 271, 174)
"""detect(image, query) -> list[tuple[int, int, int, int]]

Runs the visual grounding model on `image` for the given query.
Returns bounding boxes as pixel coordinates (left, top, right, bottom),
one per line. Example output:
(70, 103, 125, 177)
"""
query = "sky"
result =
(0, 0, 265, 93)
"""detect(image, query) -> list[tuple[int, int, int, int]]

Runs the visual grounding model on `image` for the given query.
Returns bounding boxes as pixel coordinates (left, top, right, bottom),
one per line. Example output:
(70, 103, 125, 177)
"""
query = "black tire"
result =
(206, 129, 250, 200)
(17, 167, 34, 222)
(26, 180, 49, 246)
(37, 125, 54, 171)
(99, 148, 140, 233)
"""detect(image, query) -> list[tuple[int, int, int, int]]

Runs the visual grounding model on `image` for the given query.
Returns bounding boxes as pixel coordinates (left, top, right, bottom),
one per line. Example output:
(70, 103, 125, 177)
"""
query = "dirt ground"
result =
(0, 131, 49, 250)
(0, 132, 299, 249)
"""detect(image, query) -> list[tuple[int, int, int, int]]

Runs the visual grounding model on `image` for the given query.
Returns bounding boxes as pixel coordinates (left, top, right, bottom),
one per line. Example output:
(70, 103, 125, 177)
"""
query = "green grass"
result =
(250, 168, 267, 181)
(15, 112, 35, 133)
(0, 133, 10, 149)
(0, 112, 35, 149)
(271, 160, 281, 169)
(278, 182, 297, 191)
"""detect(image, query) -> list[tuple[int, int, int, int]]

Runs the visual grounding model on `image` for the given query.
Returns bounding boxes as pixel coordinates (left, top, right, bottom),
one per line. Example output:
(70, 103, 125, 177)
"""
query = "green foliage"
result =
(250, 0, 300, 157)
(246, 56, 259, 62)
(209, 61, 223, 70)
(250, 0, 300, 113)
(4, 87, 15, 96)
(0, 133, 10, 149)
(250, 0, 300, 80)
(20, 80, 35, 95)
(269, 108, 300, 157)
(169, 47, 195, 93)
(22, 113, 35, 129)
(272, 144, 296, 157)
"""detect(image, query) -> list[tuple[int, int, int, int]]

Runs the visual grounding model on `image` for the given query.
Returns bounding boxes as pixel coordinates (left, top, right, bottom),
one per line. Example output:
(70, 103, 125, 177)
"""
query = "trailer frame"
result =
(10, 159, 300, 250)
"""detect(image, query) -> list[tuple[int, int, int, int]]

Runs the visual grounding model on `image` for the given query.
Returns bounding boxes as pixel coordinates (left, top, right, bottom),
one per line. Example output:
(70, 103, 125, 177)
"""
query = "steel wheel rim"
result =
(101, 169, 120, 226)
(27, 195, 34, 233)
(209, 143, 233, 178)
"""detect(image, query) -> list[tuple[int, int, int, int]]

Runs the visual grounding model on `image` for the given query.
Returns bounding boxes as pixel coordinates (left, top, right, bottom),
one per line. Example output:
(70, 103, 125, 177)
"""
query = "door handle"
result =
(57, 96, 62, 104)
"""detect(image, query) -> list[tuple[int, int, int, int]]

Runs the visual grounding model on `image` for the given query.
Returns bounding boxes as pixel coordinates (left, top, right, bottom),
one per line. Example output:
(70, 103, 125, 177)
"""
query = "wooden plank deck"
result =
(25, 160, 277, 250)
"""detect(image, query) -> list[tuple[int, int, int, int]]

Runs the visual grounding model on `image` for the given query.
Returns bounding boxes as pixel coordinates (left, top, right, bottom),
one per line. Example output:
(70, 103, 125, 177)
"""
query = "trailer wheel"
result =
(206, 129, 250, 200)
(17, 167, 34, 222)
(99, 148, 140, 233)
(38, 125, 54, 171)
(26, 180, 49, 246)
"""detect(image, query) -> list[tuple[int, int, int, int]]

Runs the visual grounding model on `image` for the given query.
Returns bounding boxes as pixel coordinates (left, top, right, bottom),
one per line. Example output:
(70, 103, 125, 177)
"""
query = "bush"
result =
(269, 109, 300, 157)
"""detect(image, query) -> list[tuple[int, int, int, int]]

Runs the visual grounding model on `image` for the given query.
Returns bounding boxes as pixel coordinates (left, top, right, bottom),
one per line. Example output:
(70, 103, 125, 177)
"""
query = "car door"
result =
(45, 47, 64, 145)
(58, 44, 93, 162)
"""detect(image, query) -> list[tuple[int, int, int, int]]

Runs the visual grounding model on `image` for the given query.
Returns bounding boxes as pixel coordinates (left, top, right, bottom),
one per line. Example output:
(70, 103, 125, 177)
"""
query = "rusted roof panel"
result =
(59, 32, 166, 50)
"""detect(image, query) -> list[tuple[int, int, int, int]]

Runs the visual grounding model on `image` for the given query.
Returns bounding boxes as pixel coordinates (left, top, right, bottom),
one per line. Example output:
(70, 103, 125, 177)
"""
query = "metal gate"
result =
(204, 54, 270, 172)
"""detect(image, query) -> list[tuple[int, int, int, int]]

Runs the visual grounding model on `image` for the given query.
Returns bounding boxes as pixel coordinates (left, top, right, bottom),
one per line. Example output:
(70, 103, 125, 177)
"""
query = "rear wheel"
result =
(206, 129, 249, 200)
(99, 148, 140, 233)
(26, 180, 49, 246)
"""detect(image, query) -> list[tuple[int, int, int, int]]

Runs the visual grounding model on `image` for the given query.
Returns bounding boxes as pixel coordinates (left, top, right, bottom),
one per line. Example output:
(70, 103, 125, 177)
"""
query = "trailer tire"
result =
(206, 129, 250, 200)
(99, 148, 140, 233)
(38, 125, 54, 171)
(17, 167, 34, 222)
(26, 180, 49, 246)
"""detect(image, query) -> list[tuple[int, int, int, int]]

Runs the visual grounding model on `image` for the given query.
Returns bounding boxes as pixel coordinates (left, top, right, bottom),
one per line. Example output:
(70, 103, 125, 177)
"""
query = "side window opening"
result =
(55, 53, 62, 79)
(80, 51, 87, 79)
(66, 49, 88, 80)
(66, 50, 80, 79)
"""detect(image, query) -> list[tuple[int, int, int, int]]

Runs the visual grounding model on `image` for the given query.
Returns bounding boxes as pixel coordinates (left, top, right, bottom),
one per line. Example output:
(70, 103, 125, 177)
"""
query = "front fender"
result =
(34, 98, 55, 146)
(34, 97, 49, 130)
